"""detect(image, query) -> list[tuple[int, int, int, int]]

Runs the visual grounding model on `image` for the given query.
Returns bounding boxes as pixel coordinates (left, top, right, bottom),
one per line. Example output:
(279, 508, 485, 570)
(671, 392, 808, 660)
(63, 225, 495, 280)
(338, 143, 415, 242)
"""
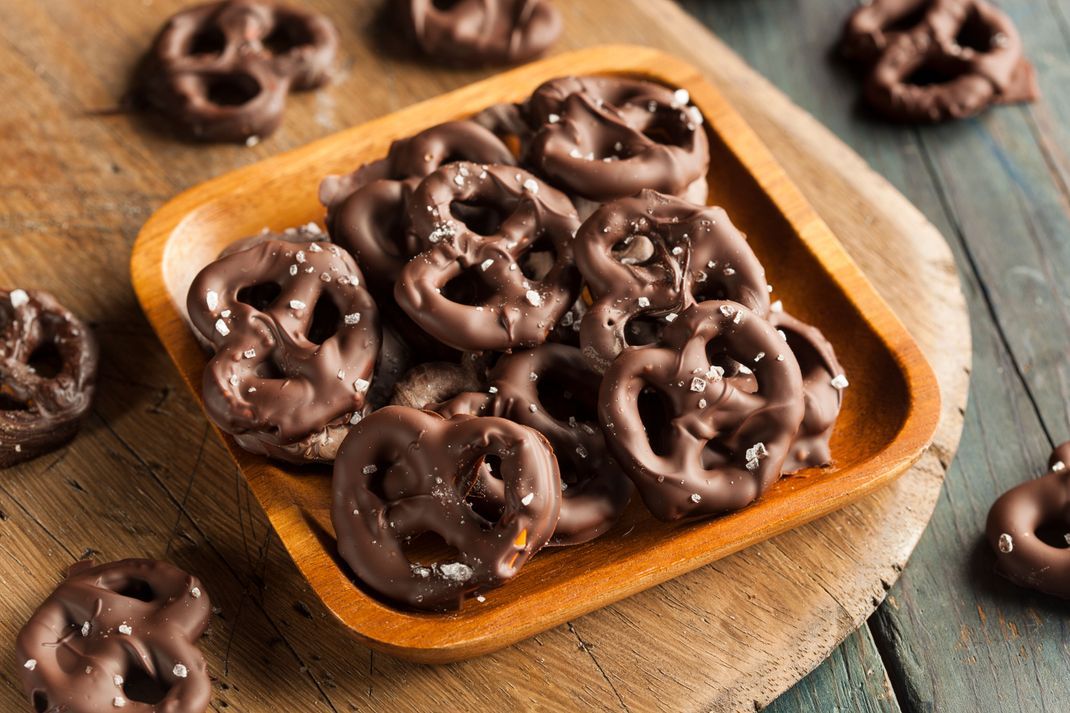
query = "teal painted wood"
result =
(764, 627, 901, 713)
(680, 0, 1070, 711)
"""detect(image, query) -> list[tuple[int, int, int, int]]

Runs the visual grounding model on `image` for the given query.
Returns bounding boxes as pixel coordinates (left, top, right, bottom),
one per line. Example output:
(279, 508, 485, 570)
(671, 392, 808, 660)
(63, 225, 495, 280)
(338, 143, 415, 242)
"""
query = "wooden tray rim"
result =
(131, 44, 941, 663)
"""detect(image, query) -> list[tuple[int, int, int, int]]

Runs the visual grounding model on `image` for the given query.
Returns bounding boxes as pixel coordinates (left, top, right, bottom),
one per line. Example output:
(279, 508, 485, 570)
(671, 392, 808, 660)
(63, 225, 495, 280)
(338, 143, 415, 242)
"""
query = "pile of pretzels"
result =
(187, 75, 848, 611)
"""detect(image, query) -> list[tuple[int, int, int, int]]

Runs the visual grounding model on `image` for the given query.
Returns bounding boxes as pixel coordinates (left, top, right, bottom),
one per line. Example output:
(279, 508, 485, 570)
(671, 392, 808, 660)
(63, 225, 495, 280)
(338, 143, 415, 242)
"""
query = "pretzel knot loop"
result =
(16, 559, 211, 713)
(395, 162, 582, 352)
(574, 190, 770, 372)
(525, 76, 710, 209)
(332, 406, 562, 611)
(841, 0, 1038, 122)
(1, 289, 97, 468)
(187, 238, 380, 463)
(599, 301, 805, 522)
(140, 0, 338, 141)
(438, 344, 633, 545)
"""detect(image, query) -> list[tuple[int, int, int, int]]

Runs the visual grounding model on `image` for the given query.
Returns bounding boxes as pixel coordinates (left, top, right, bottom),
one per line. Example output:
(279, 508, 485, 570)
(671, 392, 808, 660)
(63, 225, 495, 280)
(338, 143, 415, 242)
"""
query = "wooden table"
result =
(0, 0, 1059, 711)
(679, 0, 1070, 711)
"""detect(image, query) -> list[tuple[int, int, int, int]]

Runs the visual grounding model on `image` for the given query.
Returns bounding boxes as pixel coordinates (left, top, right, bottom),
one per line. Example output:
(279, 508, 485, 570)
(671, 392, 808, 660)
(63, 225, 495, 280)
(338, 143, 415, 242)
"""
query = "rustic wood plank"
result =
(682, 0, 1070, 710)
(0, 0, 970, 710)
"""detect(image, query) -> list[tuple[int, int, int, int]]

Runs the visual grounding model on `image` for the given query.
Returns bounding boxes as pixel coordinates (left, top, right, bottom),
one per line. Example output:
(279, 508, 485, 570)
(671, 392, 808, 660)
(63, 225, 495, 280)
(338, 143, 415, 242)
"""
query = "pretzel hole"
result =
(637, 387, 674, 457)
(904, 57, 969, 87)
(306, 295, 341, 344)
(1035, 522, 1070, 550)
(255, 359, 285, 380)
(624, 315, 665, 347)
(121, 653, 171, 705)
(187, 25, 226, 57)
(237, 282, 282, 310)
(611, 235, 655, 266)
(206, 74, 261, 107)
(537, 377, 598, 424)
(108, 577, 158, 603)
(519, 243, 557, 281)
(442, 269, 499, 306)
(401, 531, 462, 567)
(431, 0, 465, 10)
(263, 20, 315, 56)
(956, 7, 998, 53)
(32, 692, 49, 713)
(450, 201, 507, 236)
(28, 341, 63, 379)
(700, 441, 733, 469)
(641, 110, 693, 148)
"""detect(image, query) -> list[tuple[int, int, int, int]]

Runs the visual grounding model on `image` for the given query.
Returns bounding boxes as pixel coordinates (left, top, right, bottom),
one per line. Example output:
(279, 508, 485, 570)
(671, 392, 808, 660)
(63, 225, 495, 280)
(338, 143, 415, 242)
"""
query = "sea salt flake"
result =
(706, 365, 725, 381)
(344, 312, 361, 325)
(754, 352, 765, 362)
(481, 259, 495, 272)
(215, 319, 230, 336)
(548, 113, 560, 123)
(770, 300, 783, 313)
(521, 493, 535, 506)
(81, 622, 91, 636)
(113, 674, 124, 686)
(228, 375, 239, 386)
(523, 178, 540, 194)
(289, 299, 306, 310)
(428, 223, 455, 244)
(439, 562, 473, 581)
(353, 378, 371, 393)
(476, 594, 487, 602)
(576, 445, 588, 459)
(488, 386, 499, 394)
(243, 349, 256, 359)
(206, 290, 219, 311)
(190, 587, 202, 599)
(525, 290, 543, 307)
(672, 88, 691, 107)
(719, 305, 735, 318)
(664, 313, 678, 323)
(998, 533, 1014, 553)
(529, 403, 538, 413)
(114, 697, 126, 708)
(637, 296, 651, 308)
(690, 493, 702, 503)
(336, 369, 346, 380)
(295, 250, 306, 264)
(723, 267, 736, 276)
(118, 623, 132, 635)
(671, 246, 684, 256)
(172, 664, 188, 679)
(830, 374, 849, 389)
(690, 377, 706, 392)
(23, 659, 36, 671)
(1053, 461, 1066, 472)
(363, 465, 378, 475)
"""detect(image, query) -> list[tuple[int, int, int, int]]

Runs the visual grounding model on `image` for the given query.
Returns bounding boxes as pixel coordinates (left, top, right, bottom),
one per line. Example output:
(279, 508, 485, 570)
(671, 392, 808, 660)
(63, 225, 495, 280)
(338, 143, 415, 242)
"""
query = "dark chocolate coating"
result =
(848, 0, 1038, 122)
(574, 190, 770, 371)
(439, 344, 632, 546)
(395, 162, 582, 352)
(16, 559, 211, 713)
(770, 310, 845, 473)
(332, 406, 561, 610)
(840, 0, 943, 64)
(137, 0, 339, 142)
(320, 120, 517, 292)
(987, 444, 1070, 599)
(187, 238, 380, 463)
(525, 76, 710, 206)
(599, 301, 805, 522)
(399, 0, 562, 66)
(1, 289, 98, 468)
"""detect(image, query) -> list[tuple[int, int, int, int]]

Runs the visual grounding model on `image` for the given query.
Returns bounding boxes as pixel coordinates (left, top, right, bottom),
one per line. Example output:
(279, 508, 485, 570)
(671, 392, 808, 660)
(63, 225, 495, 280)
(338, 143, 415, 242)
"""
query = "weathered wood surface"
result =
(679, 0, 1070, 710)
(0, 0, 972, 711)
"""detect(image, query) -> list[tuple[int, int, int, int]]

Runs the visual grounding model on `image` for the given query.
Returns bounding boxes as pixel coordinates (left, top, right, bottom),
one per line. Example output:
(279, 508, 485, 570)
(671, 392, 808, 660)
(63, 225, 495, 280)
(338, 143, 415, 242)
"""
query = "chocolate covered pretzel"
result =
(770, 310, 846, 473)
(439, 344, 632, 545)
(137, 0, 339, 142)
(187, 238, 380, 463)
(574, 191, 770, 371)
(841, 0, 1038, 122)
(987, 443, 1070, 599)
(320, 120, 517, 292)
(525, 76, 710, 211)
(398, 0, 562, 66)
(599, 301, 805, 522)
(1, 289, 98, 469)
(16, 559, 211, 713)
(395, 162, 582, 351)
(332, 406, 561, 610)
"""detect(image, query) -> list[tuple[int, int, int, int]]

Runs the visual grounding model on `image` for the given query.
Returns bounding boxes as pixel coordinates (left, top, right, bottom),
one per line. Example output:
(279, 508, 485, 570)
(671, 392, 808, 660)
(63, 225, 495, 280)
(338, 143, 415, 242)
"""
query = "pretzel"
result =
(439, 344, 632, 545)
(599, 301, 805, 522)
(398, 0, 562, 66)
(332, 406, 561, 610)
(987, 443, 1070, 599)
(573, 190, 770, 371)
(1, 289, 98, 468)
(137, 0, 338, 142)
(16, 559, 211, 713)
(395, 162, 582, 351)
(319, 120, 517, 293)
(770, 310, 846, 473)
(525, 76, 710, 211)
(841, 0, 1038, 122)
(187, 238, 380, 463)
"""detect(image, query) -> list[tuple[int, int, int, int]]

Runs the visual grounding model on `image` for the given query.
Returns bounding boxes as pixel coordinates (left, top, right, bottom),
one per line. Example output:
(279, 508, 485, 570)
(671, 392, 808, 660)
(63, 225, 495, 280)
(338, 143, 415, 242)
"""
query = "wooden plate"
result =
(130, 45, 940, 663)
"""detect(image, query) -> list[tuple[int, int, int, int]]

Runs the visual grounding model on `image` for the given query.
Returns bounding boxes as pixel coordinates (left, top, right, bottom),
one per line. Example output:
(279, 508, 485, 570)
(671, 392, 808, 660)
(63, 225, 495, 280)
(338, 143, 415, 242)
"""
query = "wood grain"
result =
(0, 0, 970, 710)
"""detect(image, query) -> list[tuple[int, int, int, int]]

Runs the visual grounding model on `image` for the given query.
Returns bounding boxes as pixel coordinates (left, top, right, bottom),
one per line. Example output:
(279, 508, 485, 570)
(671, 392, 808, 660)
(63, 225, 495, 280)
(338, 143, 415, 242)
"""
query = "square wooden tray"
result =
(131, 45, 940, 663)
